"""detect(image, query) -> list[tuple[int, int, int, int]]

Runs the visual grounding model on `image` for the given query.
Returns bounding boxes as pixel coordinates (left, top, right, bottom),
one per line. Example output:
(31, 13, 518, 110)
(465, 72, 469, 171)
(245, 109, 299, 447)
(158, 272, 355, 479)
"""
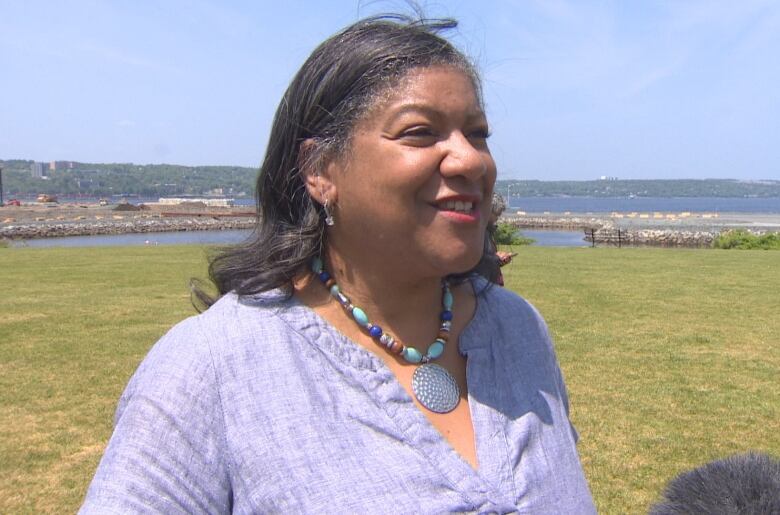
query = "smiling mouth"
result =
(437, 199, 476, 213)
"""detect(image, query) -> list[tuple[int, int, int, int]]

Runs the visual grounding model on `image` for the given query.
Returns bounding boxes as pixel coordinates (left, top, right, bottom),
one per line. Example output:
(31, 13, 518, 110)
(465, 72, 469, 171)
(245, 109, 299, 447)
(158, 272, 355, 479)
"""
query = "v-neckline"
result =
(271, 277, 515, 505)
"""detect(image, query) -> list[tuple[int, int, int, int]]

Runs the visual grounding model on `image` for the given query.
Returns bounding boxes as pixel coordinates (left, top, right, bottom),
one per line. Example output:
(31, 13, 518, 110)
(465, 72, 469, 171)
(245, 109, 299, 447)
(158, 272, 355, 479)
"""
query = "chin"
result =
(414, 230, 485, 277)
(437, 245, 484, 276)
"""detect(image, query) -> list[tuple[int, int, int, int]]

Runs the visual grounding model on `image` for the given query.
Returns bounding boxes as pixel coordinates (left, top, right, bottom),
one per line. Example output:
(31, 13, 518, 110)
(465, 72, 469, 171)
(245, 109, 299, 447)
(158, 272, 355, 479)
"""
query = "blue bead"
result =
(443, 290, 453, 310)
(427, 340, 445, 359)
(369, 325, 383, 338)
(311, 257, 322, 273)
(351, 307, 368, 326)
(318, 271, 330, 282)
(402, 347, 423, 363)
(440, 310, 453, 321)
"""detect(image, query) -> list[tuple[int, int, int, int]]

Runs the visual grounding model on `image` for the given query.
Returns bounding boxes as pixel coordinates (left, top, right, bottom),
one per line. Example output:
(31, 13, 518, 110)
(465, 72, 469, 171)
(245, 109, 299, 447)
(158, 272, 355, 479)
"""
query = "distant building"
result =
(48, 161, 75, 171)
(600, 175, 619, 181)
(31, 162, 48, 178)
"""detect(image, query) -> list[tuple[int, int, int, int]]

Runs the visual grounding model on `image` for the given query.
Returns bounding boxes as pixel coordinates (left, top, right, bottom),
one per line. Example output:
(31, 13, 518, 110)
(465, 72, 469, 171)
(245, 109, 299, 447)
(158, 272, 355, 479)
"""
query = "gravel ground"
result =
(0, 203, 254, 224)
(1, 203, 122, 224)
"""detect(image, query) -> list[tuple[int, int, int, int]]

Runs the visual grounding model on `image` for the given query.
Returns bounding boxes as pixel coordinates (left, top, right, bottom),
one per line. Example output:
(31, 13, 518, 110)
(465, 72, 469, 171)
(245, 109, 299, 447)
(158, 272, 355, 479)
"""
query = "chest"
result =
(386, 350, 478, 469)
(215, 347, 592, 514)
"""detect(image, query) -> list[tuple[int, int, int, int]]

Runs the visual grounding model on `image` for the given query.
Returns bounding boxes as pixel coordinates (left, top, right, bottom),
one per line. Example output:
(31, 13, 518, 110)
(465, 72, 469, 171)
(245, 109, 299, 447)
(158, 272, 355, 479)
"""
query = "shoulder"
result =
(121, 290, 295, 410)
(116, 312, 216, 428)
(464, 276, 558, 374)
(464, 278, 581, 440)
(82, 306, 241, 512)
(159, 290, 295, 354)
(471, 277, 549, 338)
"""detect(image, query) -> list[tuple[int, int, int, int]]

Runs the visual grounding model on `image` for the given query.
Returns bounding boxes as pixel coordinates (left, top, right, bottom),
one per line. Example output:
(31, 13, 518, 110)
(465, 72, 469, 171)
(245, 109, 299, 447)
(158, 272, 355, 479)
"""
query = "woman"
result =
(488, 192, 516, 286)
(81, 15, 595, 514)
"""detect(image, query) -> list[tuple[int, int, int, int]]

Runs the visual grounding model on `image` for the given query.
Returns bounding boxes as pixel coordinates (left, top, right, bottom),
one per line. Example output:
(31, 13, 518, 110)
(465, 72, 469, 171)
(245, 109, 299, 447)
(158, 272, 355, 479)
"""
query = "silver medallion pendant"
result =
(411, 364, 460, 413)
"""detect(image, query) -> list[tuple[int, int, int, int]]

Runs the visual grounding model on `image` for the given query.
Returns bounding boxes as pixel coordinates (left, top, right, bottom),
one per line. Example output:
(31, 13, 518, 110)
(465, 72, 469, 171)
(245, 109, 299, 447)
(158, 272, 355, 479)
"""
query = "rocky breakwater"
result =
(585, 226, 718, 247)
(504, 214, 607, 230)
(1, 209, 256, 240)
(502, 212, 728, 248)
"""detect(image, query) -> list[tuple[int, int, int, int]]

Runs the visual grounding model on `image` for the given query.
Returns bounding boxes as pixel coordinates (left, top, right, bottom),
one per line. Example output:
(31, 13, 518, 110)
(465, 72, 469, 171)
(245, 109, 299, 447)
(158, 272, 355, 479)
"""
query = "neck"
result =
(322, 248, 445, 328)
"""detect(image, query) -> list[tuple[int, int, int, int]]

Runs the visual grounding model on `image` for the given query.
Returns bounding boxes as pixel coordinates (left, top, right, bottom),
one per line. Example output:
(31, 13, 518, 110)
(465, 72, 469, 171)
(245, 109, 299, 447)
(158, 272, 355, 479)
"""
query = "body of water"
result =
(522, 230, 588, 247)
(13, 229, 588, 248)
(508, 196, 780, 214)
(10, 195, 776, 249)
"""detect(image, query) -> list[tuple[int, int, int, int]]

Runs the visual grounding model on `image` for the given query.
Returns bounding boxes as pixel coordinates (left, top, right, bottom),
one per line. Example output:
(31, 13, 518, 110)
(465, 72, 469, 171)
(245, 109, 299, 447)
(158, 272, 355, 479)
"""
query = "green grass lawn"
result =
(1, 245, 778, 513)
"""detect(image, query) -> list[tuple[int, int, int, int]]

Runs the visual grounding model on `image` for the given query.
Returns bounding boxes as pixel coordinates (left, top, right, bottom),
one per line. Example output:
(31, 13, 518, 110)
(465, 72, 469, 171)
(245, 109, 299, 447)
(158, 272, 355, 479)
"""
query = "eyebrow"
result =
(382, 103, 487, 127)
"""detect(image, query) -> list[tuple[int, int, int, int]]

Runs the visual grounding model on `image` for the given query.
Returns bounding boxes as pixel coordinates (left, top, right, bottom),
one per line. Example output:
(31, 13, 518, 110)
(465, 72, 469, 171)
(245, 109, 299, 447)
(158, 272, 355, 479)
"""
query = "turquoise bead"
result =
(351, 307, 368, 326)
(330, 284, 340, 297)
(403, 347, 423, 363)
(427, 340, 445, 359)
(311, 257, 322, 273)
(443, 290, 453, 310)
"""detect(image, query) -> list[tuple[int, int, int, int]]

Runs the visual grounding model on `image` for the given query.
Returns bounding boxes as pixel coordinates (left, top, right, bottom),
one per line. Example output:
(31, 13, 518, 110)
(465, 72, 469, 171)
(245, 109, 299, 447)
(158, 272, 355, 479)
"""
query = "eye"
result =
(398, 126, 439, 145)
(402, 126, 436, 138)
(467, 127, 492, 140)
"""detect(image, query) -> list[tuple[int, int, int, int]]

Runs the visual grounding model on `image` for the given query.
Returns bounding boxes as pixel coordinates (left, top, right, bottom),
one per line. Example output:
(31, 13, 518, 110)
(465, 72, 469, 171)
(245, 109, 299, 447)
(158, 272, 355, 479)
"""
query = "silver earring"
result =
(323, 198, 335, 226)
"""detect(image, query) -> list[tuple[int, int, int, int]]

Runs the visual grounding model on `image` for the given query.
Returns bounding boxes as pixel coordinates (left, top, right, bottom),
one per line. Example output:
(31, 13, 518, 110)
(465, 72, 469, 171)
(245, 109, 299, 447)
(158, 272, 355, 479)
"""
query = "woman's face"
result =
(324, 65, 497, 279)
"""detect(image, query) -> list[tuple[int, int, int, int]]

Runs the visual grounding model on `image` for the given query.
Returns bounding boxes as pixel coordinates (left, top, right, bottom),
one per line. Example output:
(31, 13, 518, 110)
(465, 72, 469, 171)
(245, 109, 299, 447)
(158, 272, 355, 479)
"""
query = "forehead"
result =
(362, 65, 484, 123)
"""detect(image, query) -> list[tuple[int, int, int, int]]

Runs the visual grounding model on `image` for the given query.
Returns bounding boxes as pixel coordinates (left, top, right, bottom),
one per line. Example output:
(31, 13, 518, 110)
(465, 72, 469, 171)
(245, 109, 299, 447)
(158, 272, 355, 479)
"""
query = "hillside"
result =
(1, 159, 779, 198)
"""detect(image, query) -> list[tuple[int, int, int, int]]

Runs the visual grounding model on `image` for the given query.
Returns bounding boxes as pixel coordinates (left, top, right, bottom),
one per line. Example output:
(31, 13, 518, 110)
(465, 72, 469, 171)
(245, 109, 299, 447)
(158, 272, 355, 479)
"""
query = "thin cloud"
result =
(78, 42, 182, 74)
(618, 54, 688, 100)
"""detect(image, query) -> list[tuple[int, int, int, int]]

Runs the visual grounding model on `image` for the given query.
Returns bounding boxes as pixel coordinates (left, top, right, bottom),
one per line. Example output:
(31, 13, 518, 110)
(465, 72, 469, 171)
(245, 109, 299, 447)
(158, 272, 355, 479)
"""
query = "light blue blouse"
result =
(81, 278, 596, 514)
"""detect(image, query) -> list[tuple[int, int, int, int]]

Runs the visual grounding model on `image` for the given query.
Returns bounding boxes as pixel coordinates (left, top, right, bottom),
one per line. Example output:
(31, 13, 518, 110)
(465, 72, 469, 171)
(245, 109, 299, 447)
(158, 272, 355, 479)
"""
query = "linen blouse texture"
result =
(80, 278, 596, 514)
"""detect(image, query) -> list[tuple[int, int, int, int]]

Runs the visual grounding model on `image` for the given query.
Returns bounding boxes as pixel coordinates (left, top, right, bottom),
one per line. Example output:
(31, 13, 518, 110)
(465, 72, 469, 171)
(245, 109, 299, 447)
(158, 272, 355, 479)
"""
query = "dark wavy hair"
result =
(193, 14, 498, 309)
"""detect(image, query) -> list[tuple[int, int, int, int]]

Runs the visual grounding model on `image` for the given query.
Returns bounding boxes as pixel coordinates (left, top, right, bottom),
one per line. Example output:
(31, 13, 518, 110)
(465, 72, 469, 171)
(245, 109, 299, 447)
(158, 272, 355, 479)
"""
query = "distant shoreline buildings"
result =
(51, 160, 75, 171)
(30, 162, 47, 179)
(30, 160, 76, 179)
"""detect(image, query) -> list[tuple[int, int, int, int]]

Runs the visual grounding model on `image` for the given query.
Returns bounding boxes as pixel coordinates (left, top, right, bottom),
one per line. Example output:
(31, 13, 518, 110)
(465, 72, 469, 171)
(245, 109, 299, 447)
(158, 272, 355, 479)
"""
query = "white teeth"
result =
(440, 200, 474, 212)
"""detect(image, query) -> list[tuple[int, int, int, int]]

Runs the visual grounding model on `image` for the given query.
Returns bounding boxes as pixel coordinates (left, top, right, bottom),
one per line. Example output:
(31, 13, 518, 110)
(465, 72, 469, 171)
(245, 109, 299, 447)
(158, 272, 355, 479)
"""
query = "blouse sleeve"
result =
(79, 317, 232, 514)
(524, 297, 580, 445)
(553, 357, 580, 444)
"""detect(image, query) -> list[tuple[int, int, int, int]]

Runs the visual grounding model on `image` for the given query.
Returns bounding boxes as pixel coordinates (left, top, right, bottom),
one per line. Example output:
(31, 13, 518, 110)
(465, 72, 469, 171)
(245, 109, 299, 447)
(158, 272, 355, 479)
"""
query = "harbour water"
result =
(507, 196, 780, 214)
(7, 196, 778, 248)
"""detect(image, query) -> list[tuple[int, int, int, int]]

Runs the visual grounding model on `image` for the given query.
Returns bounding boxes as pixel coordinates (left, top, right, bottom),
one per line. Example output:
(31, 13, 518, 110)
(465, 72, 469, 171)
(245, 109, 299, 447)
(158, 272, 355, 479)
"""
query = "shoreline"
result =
(0, 203, 256, 240)
(505, 211, 780, 247)
(2, 204, 780, 247)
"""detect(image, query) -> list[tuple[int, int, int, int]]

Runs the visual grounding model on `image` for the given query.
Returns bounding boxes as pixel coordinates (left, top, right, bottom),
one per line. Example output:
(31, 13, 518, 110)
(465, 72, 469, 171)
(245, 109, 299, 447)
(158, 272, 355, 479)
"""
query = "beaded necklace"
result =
(311, 257, 460, 413)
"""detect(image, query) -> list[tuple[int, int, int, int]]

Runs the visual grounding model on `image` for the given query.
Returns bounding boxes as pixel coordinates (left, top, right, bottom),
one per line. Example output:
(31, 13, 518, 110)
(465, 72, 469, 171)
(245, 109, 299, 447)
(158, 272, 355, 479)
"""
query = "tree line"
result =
(1, 159, 779, 198)
(0, 160, 256, 198)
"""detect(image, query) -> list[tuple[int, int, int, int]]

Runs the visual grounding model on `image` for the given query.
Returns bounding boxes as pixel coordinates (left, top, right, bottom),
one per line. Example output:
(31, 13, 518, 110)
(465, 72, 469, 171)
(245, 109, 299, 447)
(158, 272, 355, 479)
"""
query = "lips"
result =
(438, 199, 476, 213)
(433, 195, 482, 222)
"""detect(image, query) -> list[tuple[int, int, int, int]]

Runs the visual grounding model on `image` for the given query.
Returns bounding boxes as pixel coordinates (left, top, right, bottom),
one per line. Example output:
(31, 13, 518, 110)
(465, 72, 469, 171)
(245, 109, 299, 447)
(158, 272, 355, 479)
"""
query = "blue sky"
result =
(1, 0, 778, 180)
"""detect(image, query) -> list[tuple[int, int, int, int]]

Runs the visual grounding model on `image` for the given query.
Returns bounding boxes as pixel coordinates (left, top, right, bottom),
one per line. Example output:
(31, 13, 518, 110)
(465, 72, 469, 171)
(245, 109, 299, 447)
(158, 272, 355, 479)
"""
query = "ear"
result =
(300, 139, 338, 206)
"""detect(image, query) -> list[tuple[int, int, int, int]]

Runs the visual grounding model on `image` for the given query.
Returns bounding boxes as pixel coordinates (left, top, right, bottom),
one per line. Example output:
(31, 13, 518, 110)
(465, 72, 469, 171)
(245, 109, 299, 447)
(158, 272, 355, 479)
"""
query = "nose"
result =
(439, 131, 491, 181)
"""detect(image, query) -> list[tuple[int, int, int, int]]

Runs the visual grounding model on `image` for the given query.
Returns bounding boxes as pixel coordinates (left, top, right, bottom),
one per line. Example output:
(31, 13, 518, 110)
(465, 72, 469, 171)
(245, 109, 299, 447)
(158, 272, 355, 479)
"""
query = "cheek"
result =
(336, 145, 441, 218)
(483, 153, 498, 181)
